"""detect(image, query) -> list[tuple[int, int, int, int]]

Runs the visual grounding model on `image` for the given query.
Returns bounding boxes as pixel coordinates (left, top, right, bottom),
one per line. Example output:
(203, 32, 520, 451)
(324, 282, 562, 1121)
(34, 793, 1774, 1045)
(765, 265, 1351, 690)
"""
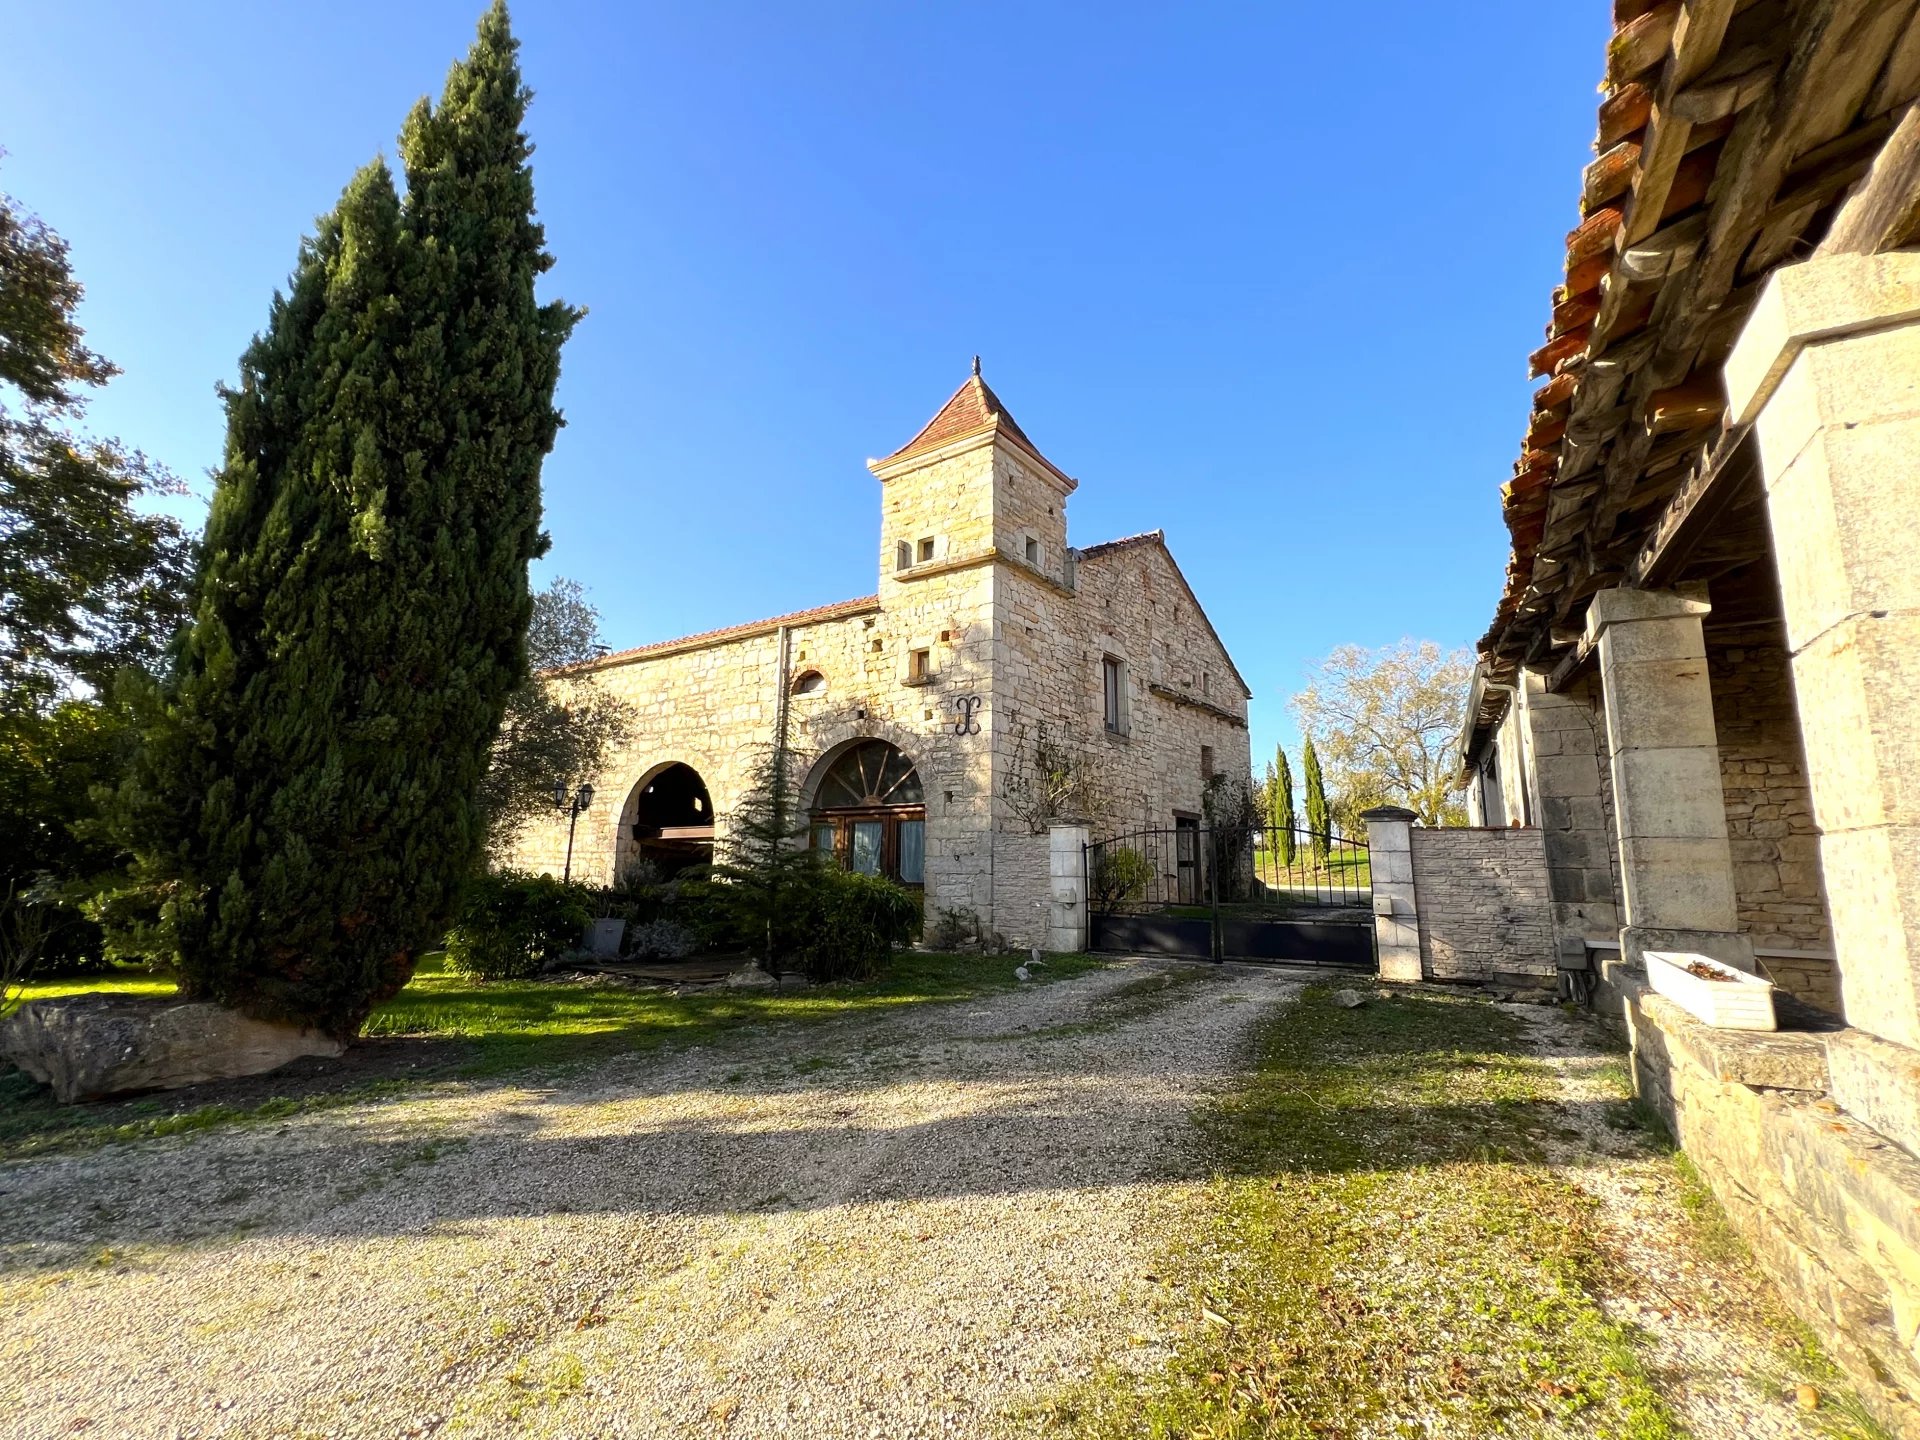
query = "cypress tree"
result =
(119, 4, 578, 1036)
(1271, 745, 1296, 864)
(1302, 736, 1330, 867)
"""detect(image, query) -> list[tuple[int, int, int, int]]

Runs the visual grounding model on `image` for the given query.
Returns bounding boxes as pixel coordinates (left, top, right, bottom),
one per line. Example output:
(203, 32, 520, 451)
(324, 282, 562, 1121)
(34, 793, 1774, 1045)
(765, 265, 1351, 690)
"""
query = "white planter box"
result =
(1645, 950, 1777, 1031)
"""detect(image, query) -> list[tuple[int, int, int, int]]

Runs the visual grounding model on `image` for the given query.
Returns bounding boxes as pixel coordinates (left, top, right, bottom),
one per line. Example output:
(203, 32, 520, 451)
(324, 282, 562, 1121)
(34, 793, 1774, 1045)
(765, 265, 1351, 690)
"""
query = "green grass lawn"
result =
(1040, 987, 1870, 1439)
(0, 950, 1103, 1160)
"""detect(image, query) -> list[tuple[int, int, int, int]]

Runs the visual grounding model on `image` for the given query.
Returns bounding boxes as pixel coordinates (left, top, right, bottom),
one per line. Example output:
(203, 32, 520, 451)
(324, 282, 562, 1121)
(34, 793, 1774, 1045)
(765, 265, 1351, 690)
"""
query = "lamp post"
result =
(553, 780, 595, 883)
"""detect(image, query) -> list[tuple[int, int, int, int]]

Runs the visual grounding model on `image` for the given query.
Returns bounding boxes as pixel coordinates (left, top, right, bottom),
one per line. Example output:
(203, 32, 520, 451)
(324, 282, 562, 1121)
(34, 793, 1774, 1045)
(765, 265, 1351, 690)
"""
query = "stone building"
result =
(1440, 6, 1920, 1431)
(505, 366, 1251, 948)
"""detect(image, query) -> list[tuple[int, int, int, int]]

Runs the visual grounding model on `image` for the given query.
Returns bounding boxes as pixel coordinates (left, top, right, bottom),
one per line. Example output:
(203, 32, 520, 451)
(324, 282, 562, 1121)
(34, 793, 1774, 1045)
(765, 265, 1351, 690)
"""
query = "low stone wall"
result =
(1408, 828, 1556, 986)
(1597, 961, 1920, 1436)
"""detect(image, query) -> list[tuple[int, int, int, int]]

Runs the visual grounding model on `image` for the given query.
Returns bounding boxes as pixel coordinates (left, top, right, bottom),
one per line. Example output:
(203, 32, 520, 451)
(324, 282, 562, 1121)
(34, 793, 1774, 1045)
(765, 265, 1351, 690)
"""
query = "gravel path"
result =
(0, 960, 1298, 1440)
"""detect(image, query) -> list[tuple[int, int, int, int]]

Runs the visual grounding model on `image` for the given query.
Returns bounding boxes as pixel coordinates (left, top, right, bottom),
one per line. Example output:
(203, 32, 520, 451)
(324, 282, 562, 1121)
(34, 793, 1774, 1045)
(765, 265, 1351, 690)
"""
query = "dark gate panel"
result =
(1085, 823, 1376, 970)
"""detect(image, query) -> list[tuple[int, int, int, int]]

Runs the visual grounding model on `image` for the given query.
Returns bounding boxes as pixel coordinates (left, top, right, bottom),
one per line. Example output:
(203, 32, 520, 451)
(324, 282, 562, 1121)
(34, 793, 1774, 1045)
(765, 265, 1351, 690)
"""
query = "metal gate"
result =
(1085, 823, 1375, 969)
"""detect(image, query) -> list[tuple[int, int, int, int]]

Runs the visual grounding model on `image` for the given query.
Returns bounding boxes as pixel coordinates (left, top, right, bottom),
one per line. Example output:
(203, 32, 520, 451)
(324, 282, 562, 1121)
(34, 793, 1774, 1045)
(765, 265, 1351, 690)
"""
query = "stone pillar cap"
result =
(1360, 805, 1418, 822)
(1725, 252, 1920, 426)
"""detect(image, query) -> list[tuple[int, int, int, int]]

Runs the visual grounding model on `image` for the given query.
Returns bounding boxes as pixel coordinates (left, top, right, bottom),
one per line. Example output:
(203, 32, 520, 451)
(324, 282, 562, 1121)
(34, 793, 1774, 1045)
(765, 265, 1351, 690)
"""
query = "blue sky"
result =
(3, 2, 1607, 764)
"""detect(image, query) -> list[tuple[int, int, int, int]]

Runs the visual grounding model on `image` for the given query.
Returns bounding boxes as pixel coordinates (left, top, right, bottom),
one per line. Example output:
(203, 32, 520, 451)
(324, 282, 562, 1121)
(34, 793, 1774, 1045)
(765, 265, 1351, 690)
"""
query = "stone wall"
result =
(998, 543, 1250, 836)
(1598, 962, 1920, 1436)
(1408, 827, 1556, 985)
(1705, 639, 1834, 952)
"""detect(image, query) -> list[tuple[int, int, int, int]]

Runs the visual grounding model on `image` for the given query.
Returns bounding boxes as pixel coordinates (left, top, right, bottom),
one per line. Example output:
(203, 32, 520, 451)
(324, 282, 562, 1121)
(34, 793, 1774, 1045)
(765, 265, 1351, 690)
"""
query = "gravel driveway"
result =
(0, 960, 1297, 1439)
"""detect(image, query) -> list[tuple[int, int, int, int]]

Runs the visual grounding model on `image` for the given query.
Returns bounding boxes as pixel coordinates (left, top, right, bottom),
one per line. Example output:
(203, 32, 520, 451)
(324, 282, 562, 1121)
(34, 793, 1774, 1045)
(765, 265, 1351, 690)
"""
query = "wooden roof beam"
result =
(1820, 100, 1920, 252)
(1624, 0, 1742, 247)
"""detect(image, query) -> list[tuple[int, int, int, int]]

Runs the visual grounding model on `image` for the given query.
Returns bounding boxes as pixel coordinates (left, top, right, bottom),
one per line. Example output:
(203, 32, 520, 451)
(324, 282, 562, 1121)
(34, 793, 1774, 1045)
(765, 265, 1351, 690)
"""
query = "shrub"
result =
(787, 868, 922, 984)
(626, 918, 696, 961)
(444, 871, 594, 980)
(1091, 846, 1154, 911)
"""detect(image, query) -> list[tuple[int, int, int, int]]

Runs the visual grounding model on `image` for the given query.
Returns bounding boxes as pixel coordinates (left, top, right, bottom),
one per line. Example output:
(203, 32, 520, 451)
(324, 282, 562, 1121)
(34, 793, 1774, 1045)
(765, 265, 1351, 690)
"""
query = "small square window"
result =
(918, 537, 935, 563)
(908, 648, 932, 682)
(895, 541, 911, 572)
(872, 638, 884, 652)
(1025, 536, 1040, 565)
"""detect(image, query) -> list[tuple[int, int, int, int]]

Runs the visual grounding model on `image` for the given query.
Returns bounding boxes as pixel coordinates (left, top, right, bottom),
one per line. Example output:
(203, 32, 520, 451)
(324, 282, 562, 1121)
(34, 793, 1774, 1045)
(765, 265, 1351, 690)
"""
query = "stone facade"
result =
(1408, 827, 1556, 986)
(503, 371, 1251, 948)
(1706, 641, 1833, 953)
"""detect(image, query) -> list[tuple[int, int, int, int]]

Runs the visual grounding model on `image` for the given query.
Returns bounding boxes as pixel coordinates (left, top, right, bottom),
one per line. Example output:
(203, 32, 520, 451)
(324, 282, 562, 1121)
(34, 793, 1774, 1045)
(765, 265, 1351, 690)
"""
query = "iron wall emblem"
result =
(951, 694, 983, 736)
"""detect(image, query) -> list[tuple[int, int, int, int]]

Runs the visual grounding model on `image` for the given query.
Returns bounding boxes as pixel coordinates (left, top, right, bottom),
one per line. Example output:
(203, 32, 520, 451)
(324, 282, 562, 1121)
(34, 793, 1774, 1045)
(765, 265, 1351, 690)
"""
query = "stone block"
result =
(1614, 747, 1735, 840)
(0, 996, 344, 1103)
(1603, 662, 1719, 759)
(1536, 753, 1602, 799)
(1617, 836, 1740, 933)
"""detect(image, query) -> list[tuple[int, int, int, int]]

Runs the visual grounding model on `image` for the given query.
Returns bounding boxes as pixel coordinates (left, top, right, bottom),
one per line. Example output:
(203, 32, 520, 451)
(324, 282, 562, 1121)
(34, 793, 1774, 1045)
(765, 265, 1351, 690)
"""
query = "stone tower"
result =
(867, 359, 1077, 596)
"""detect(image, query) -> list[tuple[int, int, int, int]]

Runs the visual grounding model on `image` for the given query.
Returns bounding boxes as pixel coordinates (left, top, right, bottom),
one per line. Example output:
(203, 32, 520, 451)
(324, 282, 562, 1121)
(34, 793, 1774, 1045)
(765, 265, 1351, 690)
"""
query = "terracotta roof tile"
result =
(554, 594, 881, 676)
(880, 367, 1039, 465)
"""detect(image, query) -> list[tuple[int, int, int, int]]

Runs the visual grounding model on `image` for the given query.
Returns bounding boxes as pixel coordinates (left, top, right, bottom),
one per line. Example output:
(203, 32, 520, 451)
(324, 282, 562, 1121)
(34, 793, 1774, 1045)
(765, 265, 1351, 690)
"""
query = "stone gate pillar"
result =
(1363, 806, 1421, 982)
(1726, 252, 1920, 1050)
(1585, 587, 1753, 974)
(1047, 822, 1091, 953)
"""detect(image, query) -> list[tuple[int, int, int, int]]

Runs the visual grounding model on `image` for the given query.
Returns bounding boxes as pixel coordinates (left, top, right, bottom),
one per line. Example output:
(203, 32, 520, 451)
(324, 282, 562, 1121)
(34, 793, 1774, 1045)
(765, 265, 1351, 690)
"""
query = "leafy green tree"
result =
(479, 577, 633, 856)
(0, 700, 131, 977)
(1268, 745, 1296, 864)
(1, 176, 193, 704)
(1302, 735, 1330, 866)
(115, 4, 579, 1037)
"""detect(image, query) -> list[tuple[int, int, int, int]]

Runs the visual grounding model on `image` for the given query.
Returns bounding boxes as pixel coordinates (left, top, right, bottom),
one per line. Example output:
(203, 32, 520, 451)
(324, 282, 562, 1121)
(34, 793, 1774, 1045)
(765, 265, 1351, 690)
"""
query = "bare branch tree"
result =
(1289, 640, 1474, 829)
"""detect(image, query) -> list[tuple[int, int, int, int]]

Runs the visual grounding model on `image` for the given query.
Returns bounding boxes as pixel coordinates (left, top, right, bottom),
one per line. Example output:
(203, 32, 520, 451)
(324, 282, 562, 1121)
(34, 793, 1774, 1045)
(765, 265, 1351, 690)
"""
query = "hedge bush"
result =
(787, 867, 922, 984)
(445, 871, 594, 980)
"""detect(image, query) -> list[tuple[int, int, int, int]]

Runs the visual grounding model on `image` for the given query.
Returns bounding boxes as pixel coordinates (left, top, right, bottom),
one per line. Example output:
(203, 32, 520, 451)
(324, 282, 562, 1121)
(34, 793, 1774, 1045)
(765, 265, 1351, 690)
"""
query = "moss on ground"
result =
(1042, 987, 1689, 1438)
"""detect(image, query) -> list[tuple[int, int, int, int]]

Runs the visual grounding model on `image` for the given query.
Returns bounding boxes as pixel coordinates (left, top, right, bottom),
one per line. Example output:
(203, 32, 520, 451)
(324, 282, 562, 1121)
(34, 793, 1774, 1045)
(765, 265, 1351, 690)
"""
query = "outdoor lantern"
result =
(551, 779, 568, 810)
(575, 782, 594, 811)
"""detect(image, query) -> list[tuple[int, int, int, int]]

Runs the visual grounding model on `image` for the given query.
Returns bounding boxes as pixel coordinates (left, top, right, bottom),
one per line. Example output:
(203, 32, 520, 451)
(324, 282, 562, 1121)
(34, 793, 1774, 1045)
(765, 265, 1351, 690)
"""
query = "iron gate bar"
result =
(1085, 822, 1376, 969)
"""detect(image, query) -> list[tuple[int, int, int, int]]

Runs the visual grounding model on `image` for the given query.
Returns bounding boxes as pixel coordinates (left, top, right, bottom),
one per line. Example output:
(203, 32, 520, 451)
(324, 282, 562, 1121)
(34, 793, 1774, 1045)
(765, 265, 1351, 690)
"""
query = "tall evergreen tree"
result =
(1302, 736, 1330, 867)
(117, 5, 578, 1036)
(1270, 744, 1296, 864)
(709, 704, 818, 977)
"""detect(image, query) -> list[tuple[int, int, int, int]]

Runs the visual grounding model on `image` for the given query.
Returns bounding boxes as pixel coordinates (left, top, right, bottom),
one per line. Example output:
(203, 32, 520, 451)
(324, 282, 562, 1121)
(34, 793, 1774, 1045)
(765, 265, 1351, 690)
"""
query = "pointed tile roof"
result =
(877, 361, 1059, 477)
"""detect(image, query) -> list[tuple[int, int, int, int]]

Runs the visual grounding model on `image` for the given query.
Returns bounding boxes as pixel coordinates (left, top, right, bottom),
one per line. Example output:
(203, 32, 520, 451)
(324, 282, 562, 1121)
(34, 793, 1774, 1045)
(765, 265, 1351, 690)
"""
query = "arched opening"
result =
(618, 762, 715, 880)
(807, 739, 925, 887)
(790, 669, 826, 696)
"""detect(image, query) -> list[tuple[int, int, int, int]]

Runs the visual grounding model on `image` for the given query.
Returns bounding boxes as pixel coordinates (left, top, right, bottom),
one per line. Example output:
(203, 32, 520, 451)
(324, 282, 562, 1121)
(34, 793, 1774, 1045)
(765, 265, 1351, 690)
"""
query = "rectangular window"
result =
(1102, 656, 1124, 733)
(1025, 536, 1040, 565)
(895, 541, 911, 572)
(851, 821, 883, 876)
(1202, 672, 1211, 696)
(897, 819, 925, 885)
(1201, 744, 1215, 781)
(918, 536, 935, 563)
(811, 823, 836, 856)
(909, 648, 931, 681)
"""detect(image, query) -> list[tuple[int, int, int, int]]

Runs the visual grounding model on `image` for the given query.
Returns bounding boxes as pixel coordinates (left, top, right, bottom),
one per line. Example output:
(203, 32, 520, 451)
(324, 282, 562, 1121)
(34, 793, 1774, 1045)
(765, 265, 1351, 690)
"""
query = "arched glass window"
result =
(809, 741, 925, 886)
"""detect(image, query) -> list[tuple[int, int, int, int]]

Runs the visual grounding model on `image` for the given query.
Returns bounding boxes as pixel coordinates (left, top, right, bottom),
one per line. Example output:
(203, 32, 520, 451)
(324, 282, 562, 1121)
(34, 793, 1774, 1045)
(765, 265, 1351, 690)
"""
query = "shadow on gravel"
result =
(0, 987, 1633, 1268)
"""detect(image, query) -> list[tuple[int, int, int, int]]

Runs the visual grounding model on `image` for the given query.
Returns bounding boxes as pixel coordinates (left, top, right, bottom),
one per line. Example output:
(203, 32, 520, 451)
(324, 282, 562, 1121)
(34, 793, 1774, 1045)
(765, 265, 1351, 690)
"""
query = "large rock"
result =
(0, 994, 344, 1103)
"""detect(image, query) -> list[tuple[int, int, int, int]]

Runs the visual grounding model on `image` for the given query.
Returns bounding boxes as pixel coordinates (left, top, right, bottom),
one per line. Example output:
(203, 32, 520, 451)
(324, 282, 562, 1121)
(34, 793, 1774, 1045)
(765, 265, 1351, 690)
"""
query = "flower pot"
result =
(1644, 950, 1777, 1031)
